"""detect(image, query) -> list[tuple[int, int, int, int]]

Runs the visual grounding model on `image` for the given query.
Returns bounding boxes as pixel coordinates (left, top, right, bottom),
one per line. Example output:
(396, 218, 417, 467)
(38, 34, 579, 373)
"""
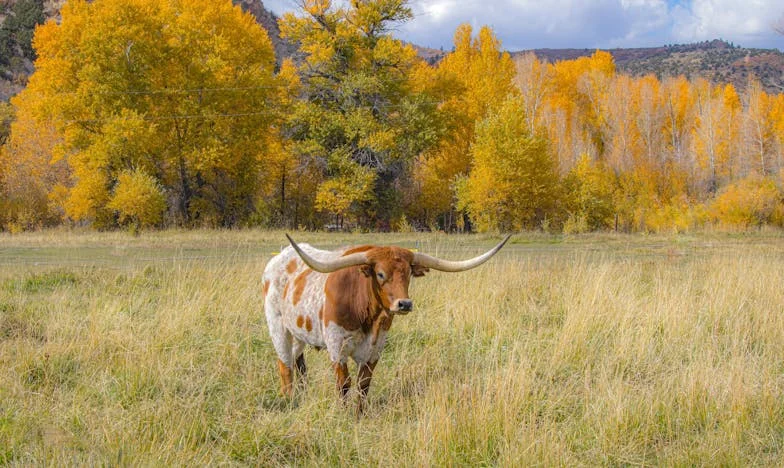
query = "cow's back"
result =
(263, 244, 343, 348)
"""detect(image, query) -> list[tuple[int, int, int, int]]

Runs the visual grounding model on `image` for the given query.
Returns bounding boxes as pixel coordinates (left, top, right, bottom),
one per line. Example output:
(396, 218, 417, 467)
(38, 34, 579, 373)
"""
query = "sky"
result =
(261, 0, 784, 51)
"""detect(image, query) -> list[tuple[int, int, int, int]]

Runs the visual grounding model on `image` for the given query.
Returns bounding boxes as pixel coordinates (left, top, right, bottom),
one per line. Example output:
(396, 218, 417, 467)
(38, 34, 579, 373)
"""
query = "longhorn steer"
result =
(262, 234, 510, 413)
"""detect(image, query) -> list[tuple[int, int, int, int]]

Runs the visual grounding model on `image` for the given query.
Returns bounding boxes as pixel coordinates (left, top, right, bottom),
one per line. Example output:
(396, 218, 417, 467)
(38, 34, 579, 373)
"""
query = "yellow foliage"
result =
(562, 213, 589, 235)
(514, 53, 549, 134)
(279, 0, 433, 228)
(691, 80, 742, 189)
(662, 75, 695, 160)
(0, 94, 68, 230)
(615, 167, 659, 232)
(314, 153, 376, 219)
(64, 166, 111, 227)
(6, 9, 784, 234)
(542, 51, 615, 172)
(461, 96, 559, 232)
(437, 24, 516, 122)
(710, 177, 782, 228)
(13, 0, 285, 228)
(107, 169, 166, 228)
(644, 197, 707, 234)
(563, 154, 617, 230)
(413, 23, 516, 226)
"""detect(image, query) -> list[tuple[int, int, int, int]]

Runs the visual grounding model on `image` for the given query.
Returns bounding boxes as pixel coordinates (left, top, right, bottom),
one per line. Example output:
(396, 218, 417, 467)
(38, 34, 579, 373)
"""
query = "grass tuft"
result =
(4, 269, 79, 293)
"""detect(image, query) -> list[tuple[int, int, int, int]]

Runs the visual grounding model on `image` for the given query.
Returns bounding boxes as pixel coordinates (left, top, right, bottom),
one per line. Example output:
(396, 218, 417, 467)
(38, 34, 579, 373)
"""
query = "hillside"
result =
(513, 40, 784, 94)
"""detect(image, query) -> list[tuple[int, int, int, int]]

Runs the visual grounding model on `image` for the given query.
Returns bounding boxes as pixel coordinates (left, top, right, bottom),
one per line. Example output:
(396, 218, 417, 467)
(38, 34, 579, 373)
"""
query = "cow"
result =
(262, 234, 511, 414)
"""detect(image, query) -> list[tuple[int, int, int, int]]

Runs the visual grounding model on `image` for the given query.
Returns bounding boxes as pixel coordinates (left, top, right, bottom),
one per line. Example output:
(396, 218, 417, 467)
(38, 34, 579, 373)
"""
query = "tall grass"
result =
(1, 230, 783, 465)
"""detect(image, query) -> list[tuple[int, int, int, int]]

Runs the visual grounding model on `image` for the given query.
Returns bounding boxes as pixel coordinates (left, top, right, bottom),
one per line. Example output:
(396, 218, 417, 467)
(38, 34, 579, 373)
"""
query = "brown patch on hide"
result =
(292, 269, 312, 305)
(342, 245, 375, 256)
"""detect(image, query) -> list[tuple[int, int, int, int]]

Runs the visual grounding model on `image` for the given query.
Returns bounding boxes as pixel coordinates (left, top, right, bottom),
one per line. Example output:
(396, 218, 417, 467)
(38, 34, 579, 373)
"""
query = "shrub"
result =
(710, 177, 782, 228)
(107, 169, 166, 229)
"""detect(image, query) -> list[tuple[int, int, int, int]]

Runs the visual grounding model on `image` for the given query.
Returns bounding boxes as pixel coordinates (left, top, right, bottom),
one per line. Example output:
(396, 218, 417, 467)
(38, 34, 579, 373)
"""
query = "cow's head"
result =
(286, 234, 511, 315)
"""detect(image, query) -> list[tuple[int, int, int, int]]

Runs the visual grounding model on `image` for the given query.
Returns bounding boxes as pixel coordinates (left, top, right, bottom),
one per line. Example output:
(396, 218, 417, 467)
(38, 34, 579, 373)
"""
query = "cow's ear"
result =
(412, 264, 429, 277)
(360, 264, 374, 277)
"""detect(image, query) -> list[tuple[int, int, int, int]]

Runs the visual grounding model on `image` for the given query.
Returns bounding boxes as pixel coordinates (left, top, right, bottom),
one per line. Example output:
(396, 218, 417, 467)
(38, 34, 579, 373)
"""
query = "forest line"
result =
(0, 0, 783, 233)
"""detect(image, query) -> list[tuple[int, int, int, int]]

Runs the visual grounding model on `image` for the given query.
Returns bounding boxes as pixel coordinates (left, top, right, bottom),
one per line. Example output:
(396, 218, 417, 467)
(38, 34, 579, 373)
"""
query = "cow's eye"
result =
(377, 271, 385, 281)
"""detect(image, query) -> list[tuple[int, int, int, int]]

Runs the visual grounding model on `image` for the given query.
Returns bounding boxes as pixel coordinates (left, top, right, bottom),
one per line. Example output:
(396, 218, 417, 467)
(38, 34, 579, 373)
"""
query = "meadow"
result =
(1, 229, 784, 465)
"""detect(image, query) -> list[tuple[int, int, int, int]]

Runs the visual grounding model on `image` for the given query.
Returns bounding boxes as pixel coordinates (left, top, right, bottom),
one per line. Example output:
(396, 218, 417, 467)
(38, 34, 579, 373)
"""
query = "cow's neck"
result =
(362, 276, 393, 333)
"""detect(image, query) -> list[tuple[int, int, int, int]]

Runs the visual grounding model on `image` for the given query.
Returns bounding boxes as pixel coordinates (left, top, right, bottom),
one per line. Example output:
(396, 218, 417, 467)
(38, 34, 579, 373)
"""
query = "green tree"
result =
(0, 0, 45, 64)
(280, 0, 442, 228)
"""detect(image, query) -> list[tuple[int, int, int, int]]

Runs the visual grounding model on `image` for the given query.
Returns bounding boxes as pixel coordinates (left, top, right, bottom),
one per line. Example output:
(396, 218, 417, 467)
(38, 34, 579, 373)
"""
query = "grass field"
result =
(1, 229, 784, 465)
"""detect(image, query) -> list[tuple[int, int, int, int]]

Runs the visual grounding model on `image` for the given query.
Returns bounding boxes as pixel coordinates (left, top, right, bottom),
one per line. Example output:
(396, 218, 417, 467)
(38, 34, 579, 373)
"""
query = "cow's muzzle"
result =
(395, 299, 413, 314)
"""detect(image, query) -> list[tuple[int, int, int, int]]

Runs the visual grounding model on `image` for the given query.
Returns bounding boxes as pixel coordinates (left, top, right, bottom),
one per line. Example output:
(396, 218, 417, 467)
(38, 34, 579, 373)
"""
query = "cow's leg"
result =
(277, 359, 294, 396)
(295, 353, 307, 378)
(333, 361, 351, 400)
(325, 326, 352, 401)
(356, 360, 377, 415)
(292, 339, 307, 384)
(265, 290, 294, 397)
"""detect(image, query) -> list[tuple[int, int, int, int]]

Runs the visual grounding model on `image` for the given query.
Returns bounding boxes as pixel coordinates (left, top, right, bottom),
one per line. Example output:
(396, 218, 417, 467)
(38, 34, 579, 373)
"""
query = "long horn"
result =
(413, 235, 511, 272)
(286, 234, 370, 273)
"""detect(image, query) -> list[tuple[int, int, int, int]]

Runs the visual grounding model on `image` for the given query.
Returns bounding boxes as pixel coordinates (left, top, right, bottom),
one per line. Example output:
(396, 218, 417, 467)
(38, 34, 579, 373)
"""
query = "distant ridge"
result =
(410, 39, 784, 94)
(514, 39, 784, 94)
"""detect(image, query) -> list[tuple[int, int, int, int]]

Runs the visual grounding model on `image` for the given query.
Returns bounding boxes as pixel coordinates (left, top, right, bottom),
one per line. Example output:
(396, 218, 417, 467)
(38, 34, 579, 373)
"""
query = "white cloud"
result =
(420, 0, 456, 21)
(672, 0, 784, 47)
(400, 0, 673, 49)
(260, 0, 784, 51)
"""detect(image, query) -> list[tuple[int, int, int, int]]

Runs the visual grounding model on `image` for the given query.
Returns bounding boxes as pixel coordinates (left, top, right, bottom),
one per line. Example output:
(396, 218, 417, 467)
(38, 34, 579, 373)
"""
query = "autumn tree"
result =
(690, 80, 744, 194)
(539, 51, 614, 174)
(743, 79, 777, 176)
(562, 154, 617, 231)
(662, 75, 695, 168)
(412, 24, 515, 229)
(280, 0, 442, 229)
(459, 96, 558, 232)
(0, 90, 68, 231)
(9, 0, 288, 229)
(772, 93, 784, 171)
(634, 75, 666, 170)
(603, 74, 639, 173)
(514, 53, 549, 134)
(107, 168, 166, 229)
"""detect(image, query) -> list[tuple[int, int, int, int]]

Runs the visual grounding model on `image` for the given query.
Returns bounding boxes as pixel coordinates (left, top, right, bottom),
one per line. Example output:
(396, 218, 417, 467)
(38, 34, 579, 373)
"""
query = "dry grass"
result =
(1, 229, 784, 465)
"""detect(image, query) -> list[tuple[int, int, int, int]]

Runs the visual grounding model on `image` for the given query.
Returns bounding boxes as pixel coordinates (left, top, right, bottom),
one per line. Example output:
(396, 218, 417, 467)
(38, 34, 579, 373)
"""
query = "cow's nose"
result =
(398, 299, 413, 312)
